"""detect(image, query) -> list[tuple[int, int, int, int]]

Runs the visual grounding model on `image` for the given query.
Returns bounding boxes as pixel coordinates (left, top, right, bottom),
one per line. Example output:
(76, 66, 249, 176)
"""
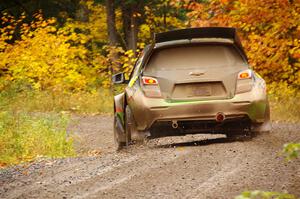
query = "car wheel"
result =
(113, 114, 126, 151)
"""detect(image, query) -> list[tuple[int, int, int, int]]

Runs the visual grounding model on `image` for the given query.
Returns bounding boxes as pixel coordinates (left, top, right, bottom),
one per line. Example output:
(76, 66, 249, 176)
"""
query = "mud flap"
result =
(114, 114, 126, 143)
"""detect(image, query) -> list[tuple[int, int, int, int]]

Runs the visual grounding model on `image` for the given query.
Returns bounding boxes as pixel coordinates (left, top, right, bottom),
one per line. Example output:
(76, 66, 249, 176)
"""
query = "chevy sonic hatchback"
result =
(112, 27, 270, 150)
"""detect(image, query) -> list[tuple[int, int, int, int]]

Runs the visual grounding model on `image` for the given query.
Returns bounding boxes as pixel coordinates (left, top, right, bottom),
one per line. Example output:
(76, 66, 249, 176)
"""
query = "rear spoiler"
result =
(154, 27, 248, 61)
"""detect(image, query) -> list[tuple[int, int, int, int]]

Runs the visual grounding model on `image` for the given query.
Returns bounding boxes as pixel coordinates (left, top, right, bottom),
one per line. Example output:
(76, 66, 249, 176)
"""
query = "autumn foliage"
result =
(1, 0, 299, 93)
(185, 0, 300, 88)
(0, 0, 298, 98)
(0, 7, 109, 92)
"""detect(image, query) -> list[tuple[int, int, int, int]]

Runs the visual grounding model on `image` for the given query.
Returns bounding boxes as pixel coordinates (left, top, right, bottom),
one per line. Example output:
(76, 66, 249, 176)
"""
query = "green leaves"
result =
(236, 191, 297, 199)
(283, 143, 300, 161)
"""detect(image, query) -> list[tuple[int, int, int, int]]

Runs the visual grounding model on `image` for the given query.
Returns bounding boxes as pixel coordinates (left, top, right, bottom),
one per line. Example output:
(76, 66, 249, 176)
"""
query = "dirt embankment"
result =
(1, 115, 300, 199)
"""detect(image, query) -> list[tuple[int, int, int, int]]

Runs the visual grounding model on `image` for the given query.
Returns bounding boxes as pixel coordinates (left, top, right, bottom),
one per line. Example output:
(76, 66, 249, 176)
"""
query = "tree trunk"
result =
(163, 3, 167, 29)
(106, 0, 119, 46)
(120, 0, 132, 50)
(75, 2, 90, 22)
(120, 1, 141, 55)
(129, 10, 138, 54)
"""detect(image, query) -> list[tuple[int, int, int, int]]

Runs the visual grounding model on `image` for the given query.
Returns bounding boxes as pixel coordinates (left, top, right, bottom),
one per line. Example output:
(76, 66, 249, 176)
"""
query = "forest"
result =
(0, 0, 299, 93)
(0, 0, 300, 182)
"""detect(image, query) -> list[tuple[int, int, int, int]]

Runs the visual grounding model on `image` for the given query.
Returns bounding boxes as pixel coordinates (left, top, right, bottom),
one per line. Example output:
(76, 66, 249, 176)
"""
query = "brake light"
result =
(236, 69, 254, 94)
(142, 76, 158, 85)
(238, 69, 252, 79)
(141, 76, 161, 98)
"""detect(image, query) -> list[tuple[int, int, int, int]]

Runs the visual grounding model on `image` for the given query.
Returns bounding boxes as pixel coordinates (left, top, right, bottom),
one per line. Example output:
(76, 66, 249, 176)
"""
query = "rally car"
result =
(112, 27, 271, 150)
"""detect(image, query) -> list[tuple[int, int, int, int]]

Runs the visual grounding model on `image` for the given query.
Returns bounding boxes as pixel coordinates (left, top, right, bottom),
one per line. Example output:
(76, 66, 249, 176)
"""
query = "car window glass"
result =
(145, 45, 246, 72)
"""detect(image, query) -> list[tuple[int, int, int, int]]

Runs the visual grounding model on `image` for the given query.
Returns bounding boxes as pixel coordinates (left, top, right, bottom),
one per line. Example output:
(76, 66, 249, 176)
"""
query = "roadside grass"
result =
(268, 83, 300, 122)
(0, 88, 113, 115)
(0, 84, 113, 167)
(0, 111, 74, 167)
(269, 96, 300, 122)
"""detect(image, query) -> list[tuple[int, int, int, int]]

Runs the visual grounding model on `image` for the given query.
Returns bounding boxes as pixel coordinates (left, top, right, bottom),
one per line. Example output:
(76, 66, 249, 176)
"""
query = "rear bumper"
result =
(149, 116, 251, 138)
(129, 88, 268, 131)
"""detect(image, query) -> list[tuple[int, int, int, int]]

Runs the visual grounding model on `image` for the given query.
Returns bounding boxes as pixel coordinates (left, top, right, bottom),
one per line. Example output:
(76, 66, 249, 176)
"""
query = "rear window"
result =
(145, 45, 246, 71)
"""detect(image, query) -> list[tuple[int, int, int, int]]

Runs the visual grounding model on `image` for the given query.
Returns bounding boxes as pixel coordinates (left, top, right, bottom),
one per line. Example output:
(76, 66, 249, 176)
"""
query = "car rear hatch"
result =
(143, 44, 248, 101)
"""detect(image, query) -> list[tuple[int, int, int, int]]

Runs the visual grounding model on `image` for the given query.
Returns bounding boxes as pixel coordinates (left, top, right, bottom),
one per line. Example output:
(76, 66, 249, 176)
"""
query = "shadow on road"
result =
(151, 136, 252, 149)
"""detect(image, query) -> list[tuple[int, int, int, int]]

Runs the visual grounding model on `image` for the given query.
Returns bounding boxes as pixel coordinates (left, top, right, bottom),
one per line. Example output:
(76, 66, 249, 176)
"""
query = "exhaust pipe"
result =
(215, 112, 225, 122)
(172, 120, 178, 129)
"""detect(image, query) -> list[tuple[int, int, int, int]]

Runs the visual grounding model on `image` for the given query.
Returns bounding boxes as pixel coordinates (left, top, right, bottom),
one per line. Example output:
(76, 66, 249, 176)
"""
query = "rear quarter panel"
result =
(114, 93, 125, 124)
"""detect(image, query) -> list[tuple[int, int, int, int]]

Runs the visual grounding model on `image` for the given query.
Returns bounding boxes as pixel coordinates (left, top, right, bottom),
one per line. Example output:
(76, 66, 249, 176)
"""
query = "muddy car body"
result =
(113, 27, 270, 149)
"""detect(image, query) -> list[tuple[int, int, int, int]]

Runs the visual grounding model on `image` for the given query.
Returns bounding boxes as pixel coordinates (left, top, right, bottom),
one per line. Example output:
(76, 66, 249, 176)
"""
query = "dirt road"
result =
(1, 115, 300, 199)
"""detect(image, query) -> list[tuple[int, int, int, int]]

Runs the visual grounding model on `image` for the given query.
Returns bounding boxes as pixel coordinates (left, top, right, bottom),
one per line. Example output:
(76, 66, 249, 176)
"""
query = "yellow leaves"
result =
(80, 39, 87, 44)
(133, 12, 142, 18)
(74, 0, 107, 43)
(49, 26, 57, 32)
(0, 11, 105, 92)
(125, 50, 135, 58)
(48, 18, 57, 24)
(41, 21, 48, 27)
(122, 50, 138, 74)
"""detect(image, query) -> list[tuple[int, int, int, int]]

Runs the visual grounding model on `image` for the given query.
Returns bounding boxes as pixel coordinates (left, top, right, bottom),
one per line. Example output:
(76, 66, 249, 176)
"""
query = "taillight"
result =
(238, 69, 252, 80)
(141, 76, 161, 98)
(236, 69, 254, 94)
(142, 77, 158, 85)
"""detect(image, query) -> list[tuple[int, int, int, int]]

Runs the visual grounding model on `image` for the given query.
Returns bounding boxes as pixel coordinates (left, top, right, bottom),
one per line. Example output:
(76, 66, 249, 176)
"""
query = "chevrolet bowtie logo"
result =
(189, 71, 205, 76)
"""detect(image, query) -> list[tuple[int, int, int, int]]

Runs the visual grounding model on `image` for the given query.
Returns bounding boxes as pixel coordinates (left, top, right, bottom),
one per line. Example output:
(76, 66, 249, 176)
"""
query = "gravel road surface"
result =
(1, 115, 300, 199)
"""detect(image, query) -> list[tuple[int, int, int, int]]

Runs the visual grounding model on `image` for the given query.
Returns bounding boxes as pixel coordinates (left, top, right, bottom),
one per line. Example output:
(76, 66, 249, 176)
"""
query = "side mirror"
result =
(112, 72, 125, 84)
